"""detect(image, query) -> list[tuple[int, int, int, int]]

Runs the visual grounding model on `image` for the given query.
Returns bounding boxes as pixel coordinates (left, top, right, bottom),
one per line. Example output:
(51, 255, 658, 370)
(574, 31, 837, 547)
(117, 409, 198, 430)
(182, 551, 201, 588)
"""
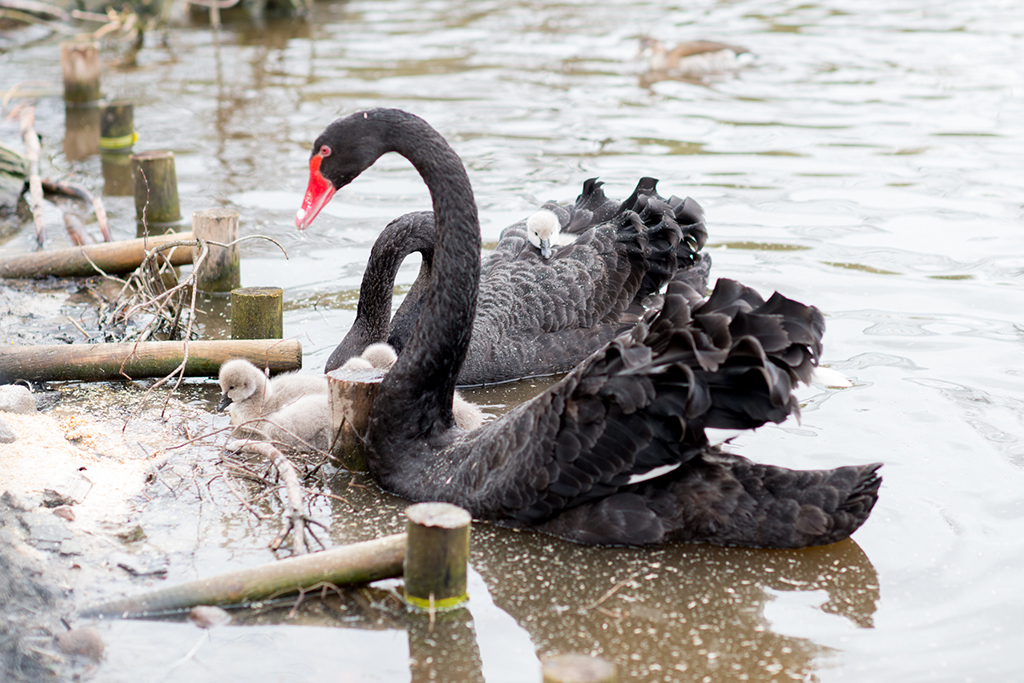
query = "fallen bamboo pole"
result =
(0, 338, 302, 383)
(80, 532, 406, 618)
(0, 231, 193, 278)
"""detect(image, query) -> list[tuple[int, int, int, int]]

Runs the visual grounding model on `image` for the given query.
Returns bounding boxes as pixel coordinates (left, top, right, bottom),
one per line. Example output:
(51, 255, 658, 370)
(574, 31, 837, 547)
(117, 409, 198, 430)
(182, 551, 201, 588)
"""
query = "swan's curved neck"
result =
(356, 213, 436, 344)
(370, 113, 481, 445)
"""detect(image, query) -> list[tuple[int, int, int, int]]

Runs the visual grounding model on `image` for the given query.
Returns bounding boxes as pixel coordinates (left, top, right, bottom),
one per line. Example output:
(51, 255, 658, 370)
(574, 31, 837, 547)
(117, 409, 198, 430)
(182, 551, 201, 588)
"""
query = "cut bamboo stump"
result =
(542, 655, 618, 683)
(0, 232, 194, 279)
(100, 101, 136, 154)
(80, 532, 406, 618)
(230, 286, 282, 339)
(0, 339, 301, 384)
(327, 366, 386, 470)
(61, 41, 101, 162)
(193, 209, 241, 293)
(403, 502, 472, 611)
(60, 40, 100, 104)
(132, 150, 182, 231)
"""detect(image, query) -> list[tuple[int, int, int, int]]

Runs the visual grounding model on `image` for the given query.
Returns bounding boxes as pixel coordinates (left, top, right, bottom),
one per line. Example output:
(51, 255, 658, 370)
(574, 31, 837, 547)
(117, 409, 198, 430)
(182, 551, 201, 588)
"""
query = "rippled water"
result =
(3, 0, 1023, 679)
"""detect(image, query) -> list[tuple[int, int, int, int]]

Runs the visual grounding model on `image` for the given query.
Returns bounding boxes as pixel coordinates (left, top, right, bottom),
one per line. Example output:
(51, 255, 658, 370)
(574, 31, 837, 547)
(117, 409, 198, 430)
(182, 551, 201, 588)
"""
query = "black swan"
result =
(640, 38, 755, 78)
(218, 359, 327, 424)
(319, 176, 712, 384)
(295, 108, 881, 548)
(341, 342, 485, 430)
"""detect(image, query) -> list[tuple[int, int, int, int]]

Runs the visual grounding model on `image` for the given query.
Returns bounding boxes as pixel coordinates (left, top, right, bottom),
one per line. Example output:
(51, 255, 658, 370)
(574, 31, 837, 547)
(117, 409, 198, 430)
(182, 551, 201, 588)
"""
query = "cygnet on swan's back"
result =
(526, 209, 576, 258)
(340, 343, 485, 431)
(218, 359, 328, 424)
(325, 176, 710, 385)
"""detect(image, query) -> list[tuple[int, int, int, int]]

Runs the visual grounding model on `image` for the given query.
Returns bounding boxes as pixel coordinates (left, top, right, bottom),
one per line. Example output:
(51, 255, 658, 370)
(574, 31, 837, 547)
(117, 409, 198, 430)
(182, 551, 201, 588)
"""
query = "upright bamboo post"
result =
(132, 150, 182, 232)
(61, 40, 101, 161)
(100, 101, 136, 195)
(100, 101, 136, 153)
(60, 41, 101, 104)
(230, 286, 283, 339)
(542, 655, 618, 683)
(403, 502, 471, 611)
(327, 367, 386, 470)
(192, 209, 241, 293)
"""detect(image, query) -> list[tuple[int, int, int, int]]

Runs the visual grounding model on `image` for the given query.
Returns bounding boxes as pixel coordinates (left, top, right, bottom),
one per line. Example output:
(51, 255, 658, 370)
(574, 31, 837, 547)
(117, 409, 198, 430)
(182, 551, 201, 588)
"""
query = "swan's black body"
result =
(298, 108, 881, 548)
(325, 178, 711, 385)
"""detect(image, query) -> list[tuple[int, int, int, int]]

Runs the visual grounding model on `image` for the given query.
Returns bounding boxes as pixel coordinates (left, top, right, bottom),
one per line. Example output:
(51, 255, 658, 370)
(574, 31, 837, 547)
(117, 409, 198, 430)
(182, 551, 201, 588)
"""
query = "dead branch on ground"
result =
(18, 107, 45, 247)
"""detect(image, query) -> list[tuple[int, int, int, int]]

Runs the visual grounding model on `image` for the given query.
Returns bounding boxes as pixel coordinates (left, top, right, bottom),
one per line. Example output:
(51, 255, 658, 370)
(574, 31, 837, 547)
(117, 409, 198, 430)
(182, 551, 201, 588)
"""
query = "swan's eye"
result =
(319, 145, 332, 158)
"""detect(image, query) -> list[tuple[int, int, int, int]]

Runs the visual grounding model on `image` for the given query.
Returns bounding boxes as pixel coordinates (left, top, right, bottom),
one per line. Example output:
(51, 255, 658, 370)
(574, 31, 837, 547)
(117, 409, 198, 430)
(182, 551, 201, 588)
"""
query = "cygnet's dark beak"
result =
(218, 395, 232, 411)
(540, 238, 552, 259)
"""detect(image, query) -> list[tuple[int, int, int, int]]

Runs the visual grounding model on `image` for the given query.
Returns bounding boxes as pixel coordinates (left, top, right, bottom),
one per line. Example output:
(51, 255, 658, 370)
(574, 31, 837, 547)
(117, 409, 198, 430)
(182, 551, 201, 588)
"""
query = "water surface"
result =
(2, 0, 1022, 679)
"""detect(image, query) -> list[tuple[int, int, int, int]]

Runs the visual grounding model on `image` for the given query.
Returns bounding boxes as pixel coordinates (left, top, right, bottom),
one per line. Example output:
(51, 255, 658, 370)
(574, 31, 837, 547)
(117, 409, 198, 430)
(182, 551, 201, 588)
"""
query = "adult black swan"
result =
(296, 108, 880, 548)
(321, 176, 711, 384)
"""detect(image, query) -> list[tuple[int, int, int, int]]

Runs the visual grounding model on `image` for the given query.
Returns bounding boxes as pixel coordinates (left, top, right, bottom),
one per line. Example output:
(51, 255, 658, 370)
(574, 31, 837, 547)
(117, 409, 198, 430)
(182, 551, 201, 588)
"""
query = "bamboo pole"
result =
(327, 367, 386, 470)
(80, 532, 406, 618)
(542, 655, 618, 683)
(193, 209, 241, 293)
(403, 503, 472, 611)
(0, 338, 302, 384)
(60, 40, 100, 104)
(230, 286, 282, 339)
(0, 232, 194, 279)
(60, 40, 101, 162)
(132, 150, 181, 229)
(99, 100, 135, 154)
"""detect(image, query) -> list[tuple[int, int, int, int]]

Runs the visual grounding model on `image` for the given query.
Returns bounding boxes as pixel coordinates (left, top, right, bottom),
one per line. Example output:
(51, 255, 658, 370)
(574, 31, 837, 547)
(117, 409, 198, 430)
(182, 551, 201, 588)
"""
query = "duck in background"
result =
(639, 37, 755, 81)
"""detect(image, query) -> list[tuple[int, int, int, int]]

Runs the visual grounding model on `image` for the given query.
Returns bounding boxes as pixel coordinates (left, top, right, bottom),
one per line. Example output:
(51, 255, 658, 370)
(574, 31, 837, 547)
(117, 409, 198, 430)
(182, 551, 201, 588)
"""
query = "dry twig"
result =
(223, 440, 328, 555)
(18, 107, 45, 247)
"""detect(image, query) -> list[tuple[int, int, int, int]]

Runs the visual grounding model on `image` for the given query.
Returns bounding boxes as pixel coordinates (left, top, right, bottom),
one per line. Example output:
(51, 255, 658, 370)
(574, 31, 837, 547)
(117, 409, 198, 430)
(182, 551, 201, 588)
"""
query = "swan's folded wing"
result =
(450, 278, 825, 525)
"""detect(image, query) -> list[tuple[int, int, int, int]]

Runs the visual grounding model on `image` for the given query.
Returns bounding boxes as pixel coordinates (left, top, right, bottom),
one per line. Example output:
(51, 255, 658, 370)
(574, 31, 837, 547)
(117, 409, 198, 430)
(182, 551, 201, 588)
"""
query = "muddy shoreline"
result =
(1, 277, 224, 681)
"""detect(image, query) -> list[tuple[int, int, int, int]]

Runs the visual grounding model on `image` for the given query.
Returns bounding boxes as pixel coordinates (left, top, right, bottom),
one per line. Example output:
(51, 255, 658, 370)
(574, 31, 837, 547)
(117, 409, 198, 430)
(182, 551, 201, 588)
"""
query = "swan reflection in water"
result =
(229, 505, 878, 682)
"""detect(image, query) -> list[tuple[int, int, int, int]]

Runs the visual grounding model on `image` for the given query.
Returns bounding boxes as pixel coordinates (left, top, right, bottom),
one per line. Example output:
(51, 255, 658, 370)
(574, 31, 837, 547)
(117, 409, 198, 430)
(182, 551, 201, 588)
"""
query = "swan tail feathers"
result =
(635, 278, 824, 430)
(532, 457, 881, 548)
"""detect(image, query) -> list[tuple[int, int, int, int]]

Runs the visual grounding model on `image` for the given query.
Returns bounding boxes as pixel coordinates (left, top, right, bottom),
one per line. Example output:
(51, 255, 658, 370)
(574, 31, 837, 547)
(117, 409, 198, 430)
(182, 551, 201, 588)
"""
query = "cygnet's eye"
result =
(319, 145, 332, 158)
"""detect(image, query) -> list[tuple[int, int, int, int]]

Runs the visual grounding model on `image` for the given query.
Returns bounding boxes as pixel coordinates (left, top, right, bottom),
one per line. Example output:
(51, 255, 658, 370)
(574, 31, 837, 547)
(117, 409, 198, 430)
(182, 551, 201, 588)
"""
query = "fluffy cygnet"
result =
(218, 359, 328, 425)
(229, 393, 331, 453)
(526, 209, 575, 259)
(341, 343, 485, 431)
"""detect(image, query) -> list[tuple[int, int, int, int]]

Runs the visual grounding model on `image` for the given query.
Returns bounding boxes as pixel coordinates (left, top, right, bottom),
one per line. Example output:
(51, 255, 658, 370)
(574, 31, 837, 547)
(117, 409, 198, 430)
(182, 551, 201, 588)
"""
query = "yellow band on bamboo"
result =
(99, 131, 138, 150)
(404, 592, 468, 611)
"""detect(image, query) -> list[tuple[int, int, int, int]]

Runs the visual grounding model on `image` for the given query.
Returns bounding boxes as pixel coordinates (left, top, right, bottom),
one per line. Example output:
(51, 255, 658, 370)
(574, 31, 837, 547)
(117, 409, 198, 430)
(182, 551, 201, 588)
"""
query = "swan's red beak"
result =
(295, 153, 336, 231)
